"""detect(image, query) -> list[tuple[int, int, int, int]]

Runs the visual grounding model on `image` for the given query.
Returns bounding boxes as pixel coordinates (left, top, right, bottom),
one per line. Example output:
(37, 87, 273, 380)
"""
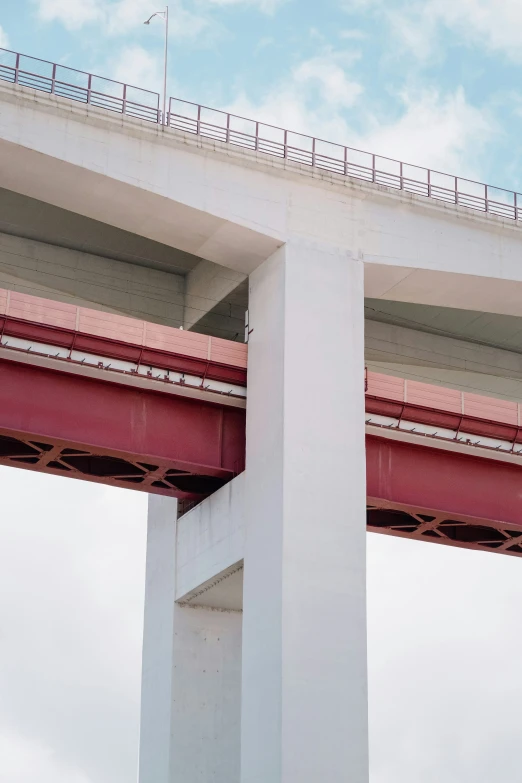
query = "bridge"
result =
(2, 46, 522, 783)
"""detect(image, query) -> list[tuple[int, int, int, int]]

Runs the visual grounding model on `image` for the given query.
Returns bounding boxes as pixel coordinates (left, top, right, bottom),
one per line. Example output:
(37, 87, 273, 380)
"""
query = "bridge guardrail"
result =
(0, 47, 160, 123)
(168, 96, 521, 221)
(1, 46, 521, 223)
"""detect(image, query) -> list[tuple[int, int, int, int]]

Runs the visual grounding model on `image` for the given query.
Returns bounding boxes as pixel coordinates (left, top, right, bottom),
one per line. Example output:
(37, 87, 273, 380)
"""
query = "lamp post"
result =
(144, 6, 169, 125)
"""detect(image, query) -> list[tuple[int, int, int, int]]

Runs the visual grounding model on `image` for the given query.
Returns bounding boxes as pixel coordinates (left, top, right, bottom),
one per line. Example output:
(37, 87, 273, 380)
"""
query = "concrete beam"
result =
(364, 263, 522, 318)
(175, 473, 245, 610)
(183, 259, 246, 333)
(6, 80, 522, 318)
(0, 83, 282, 275)
(365, 318, 522, 400)
(0, 231, 184, 326)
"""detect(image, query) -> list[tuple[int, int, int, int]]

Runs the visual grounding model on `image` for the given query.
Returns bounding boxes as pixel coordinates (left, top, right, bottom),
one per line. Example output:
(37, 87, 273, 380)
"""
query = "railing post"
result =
(516, 192, 519, 221)
(51, 63, 56, 95)
(283, 129, 287, 159)
(14, 52, 20, 85)
(455, 176, 458, 205)
(399, 160, 403, 191)
(226, 112, 231, 144)
(485, 184, 488, 213)
(427, 168, 431, 198)
(122, 83, 127, 116)
(87, 73, 92, 105)
(197, 104, 201, 135)
(164, 97, 168, 126)
(312, 137, 316, 167)
(372, 153, 376, 183)
(344, 145, 348, 177)
(255, 121, 259, 151)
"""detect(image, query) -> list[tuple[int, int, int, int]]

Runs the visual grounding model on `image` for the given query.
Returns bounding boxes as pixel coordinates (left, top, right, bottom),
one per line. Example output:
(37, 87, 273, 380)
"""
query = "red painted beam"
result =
(0, 358, 245, 499)
(366, 434, 522, 527)
(366, 434, 522, 556)
(3, 354, 522, 556)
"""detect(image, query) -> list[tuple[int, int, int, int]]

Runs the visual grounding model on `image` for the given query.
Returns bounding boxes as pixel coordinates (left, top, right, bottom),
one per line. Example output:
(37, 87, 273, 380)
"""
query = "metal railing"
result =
(0, 48, 160, 123)
(1, 46, 521, 223)
(168, 97, 521, 221)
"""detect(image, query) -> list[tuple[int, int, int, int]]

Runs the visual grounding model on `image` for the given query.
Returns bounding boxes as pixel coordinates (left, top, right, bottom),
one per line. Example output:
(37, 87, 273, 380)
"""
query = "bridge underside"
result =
(0, 358, 246, 501)
(366, 435, 522, 557)
(2, 348, 522, 555)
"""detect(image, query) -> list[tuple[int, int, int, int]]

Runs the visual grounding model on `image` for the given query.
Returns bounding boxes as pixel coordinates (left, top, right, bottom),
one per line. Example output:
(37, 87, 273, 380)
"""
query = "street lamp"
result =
(144, 6, 169, 124)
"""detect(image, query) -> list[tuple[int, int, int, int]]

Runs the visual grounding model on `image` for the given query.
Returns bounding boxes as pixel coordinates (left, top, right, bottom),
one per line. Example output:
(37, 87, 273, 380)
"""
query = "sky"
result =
(3, 0, 522, 187)
(3, 472, 522, 783)
(2, 0, 522, 781)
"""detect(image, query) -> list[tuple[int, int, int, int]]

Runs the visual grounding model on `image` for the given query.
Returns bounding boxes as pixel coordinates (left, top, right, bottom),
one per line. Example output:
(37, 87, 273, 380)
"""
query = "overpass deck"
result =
(1, 45, 521, 224)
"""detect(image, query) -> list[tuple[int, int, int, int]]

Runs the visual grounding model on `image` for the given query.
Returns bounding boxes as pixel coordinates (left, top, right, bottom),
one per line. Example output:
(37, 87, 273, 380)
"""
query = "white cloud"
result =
(368, 533, 522, 783)
(293, 55, 363, 108)
(224, 52, 493, 180)
(225, 51, 364, 142)
(35, 0, 103, 30)
(33, 0, 210, 38)
(354, 87, 494, 175)
(428, 0, 522, 61)
(0, 732, 94, 783)
(205, 0, 284, 12)
(106, 0, 209, 37)
(346, 0, 522, 63)
(109, 45, 162, 91)
(0, 467, 146, 783)
(0, 25, 10, 48)
(340, 28, 367, 39)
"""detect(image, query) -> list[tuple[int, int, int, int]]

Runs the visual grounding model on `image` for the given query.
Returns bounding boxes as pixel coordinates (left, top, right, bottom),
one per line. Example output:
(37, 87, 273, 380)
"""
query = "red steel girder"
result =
(366, 434, 522, 556)
(0, 358, 245, 500)
(3, 352, 522, 558)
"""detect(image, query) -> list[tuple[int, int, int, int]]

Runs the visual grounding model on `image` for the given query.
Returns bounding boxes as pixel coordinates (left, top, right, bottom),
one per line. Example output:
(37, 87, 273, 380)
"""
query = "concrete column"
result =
(242, 239, 368, 783)
(139, 495, 242, 783)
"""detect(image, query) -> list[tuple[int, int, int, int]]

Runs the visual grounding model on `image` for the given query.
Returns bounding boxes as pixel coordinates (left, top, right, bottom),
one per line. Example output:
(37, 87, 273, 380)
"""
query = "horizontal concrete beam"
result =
(365, 319, 522, 400)
(175, 473, 245, 609)
(365, 263, 522, 318)
(0, 231, 184, 326)
(183, 259, 247, 340)
(6, 82, 522, 314)
(0, 84, 282, 275)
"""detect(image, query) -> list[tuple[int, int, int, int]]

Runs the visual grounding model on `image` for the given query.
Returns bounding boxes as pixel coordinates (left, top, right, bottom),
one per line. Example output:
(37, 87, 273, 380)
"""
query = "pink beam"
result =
(0, 288, 247, 386)
(366, 370, 522, 445)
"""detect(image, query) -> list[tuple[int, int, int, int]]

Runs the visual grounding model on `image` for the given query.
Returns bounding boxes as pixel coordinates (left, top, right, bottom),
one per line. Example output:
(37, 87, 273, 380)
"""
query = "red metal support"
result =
(0, 358, 245, 500)
(366, 435, 522, 528)
(366, 435, 522, 556)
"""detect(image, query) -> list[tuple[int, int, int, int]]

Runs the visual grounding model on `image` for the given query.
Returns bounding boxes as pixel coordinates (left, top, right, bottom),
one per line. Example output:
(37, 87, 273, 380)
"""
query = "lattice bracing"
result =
(368, 505, 522, 558)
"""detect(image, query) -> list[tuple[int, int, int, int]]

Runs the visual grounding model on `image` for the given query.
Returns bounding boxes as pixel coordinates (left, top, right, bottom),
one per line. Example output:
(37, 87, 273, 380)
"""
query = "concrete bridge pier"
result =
(139, 239, 369, 782)
(138, 493, 243, 783)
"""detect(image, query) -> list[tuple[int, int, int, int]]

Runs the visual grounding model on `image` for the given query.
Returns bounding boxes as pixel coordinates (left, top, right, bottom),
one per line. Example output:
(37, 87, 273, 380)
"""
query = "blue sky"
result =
(2, 0, 522, 191)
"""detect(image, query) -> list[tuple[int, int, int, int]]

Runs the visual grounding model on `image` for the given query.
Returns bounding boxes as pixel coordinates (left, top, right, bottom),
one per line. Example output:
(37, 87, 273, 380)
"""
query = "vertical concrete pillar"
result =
(242, 239, 368, 783)
(138, 495, 242, 783)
